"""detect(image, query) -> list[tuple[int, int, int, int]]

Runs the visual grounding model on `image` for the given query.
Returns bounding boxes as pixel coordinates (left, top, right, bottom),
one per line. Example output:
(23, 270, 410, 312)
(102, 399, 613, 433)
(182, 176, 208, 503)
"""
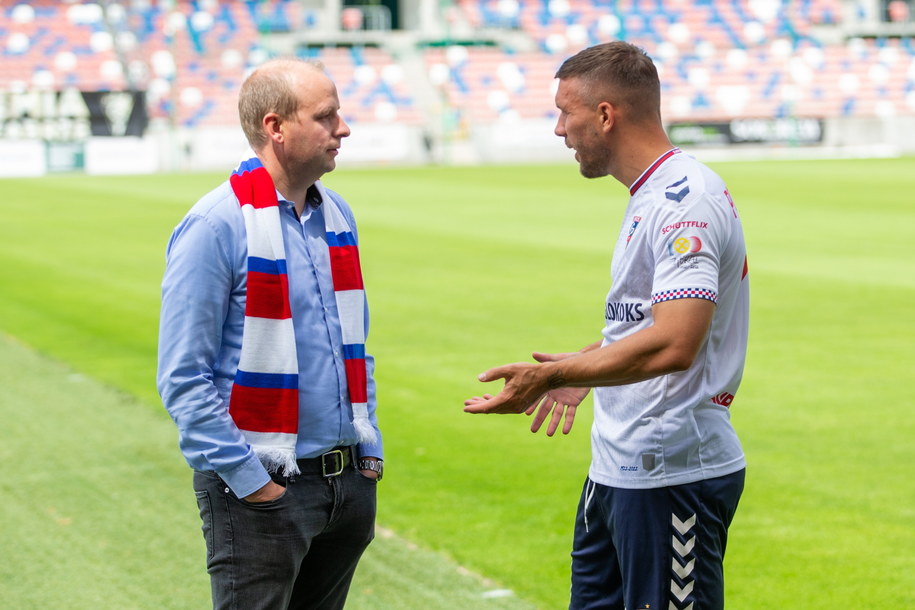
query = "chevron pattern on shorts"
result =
(669, 512, 697, 610)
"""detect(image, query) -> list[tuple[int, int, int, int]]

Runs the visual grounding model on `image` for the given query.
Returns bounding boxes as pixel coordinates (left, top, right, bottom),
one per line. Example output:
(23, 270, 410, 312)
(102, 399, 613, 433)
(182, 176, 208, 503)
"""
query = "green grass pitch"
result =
(1, 157, 913, 608)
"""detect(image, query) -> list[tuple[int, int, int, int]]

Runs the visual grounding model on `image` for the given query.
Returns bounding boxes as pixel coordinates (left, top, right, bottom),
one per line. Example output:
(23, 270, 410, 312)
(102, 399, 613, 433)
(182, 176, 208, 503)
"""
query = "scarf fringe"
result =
(252, 446, 301, 477)
(352, 404, 379, 445)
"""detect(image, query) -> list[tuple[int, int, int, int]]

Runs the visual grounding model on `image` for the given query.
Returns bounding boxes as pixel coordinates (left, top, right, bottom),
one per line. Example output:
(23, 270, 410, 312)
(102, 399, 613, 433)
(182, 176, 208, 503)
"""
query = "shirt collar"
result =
(278, 184, 323, 220)
(305, 184, 323, 208)
(629, 148, 681, 196)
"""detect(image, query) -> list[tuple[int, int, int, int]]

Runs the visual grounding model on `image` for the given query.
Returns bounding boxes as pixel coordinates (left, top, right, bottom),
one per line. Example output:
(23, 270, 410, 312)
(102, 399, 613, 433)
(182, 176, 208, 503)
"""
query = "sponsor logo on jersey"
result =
(667, 235, 703, 256)
(711, 392, 735, 407)
(665, 176, 690, 202)
(605, 301, 645, 323)
(625, 216, 642, 248)
(660, 220, 708, 235)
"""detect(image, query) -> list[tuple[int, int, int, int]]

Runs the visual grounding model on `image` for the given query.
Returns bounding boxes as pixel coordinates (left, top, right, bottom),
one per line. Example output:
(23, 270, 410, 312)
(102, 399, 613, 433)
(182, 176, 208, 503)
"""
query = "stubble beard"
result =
(575, 138, 612, 179)
(578, 154, 610, 179)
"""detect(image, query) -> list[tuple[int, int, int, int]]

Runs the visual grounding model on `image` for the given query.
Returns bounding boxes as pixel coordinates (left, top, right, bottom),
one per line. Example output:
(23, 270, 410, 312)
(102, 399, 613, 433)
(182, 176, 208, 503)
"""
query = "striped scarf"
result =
(228, 157, 376, 476)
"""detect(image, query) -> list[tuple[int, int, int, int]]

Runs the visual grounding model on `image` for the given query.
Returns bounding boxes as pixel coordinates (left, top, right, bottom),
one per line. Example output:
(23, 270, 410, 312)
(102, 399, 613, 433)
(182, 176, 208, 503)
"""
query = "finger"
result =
(478, 366, 511, 383)
(529, 398, 553, 433)
(546, 402, 566, 437)
(546, 406, 562, 437)
(562, 405, 578, 435)
(524, 391, 548, 416)
(463, 400, 491, 414)
(463, 393, 496, 407)
(464, 394, 514, 414)
(531, 352, 556, 363)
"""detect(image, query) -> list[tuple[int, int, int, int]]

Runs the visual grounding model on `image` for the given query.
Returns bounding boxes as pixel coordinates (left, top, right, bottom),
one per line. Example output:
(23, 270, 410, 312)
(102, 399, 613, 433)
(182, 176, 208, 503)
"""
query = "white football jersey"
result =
(589, 149, 749, 489)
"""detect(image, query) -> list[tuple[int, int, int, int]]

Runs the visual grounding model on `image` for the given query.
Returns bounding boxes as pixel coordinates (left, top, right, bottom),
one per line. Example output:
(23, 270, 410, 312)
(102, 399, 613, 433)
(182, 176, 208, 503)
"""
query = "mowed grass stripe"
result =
(0, 332, 209, 609)
(0, 332, 536, 609)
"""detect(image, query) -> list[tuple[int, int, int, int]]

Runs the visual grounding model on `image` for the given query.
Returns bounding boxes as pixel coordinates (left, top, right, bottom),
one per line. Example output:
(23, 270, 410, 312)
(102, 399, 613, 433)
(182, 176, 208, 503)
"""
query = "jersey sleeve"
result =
(648, 192, 729, 306)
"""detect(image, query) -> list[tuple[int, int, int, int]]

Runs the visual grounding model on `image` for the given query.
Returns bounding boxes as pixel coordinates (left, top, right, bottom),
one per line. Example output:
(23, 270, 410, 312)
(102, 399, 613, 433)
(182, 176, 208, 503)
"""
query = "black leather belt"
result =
(294, 446, 355, 478)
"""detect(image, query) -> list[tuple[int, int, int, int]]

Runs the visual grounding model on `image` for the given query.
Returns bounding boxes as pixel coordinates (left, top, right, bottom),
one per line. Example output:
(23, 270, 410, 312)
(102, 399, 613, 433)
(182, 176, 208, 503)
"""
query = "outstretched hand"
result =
(463, 351, 591, 436)
(525, 352, 590, 435)
(463, 362, 549, 415)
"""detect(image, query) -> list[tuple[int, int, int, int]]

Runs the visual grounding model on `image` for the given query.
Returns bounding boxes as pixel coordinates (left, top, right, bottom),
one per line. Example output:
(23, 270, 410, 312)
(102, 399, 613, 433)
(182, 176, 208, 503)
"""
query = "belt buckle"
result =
(321, 449, 345, 478)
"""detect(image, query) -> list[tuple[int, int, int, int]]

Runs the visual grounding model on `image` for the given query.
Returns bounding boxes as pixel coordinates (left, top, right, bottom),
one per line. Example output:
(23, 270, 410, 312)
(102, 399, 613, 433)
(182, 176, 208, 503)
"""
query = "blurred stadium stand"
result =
(1, 0, 913, 172)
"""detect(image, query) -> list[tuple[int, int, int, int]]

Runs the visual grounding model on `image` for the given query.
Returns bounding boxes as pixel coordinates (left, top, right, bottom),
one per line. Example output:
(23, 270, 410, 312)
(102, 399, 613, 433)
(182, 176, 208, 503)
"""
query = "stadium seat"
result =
(0, 0, 911, 131)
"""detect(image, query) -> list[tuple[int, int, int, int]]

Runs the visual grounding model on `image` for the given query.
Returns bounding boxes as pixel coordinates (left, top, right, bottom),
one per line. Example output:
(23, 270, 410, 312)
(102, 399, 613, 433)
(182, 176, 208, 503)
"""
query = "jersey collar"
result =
(628, 148, 681, 196)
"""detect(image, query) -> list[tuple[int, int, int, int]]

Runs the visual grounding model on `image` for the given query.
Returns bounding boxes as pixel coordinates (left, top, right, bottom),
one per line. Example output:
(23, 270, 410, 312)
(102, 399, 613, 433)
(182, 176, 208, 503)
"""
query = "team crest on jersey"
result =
(625, 216, 642, 247)
(665, 176, 690, 202)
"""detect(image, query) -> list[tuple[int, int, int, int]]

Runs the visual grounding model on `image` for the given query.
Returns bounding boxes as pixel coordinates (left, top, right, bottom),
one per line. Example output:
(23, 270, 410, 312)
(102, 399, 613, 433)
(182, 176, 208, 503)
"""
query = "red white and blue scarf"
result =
(228, 157, 376, 475)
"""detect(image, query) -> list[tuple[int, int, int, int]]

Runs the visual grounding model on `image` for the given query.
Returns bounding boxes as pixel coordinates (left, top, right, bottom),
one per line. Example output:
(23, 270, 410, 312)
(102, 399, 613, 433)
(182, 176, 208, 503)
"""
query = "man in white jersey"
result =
(465, 41, 749, 610)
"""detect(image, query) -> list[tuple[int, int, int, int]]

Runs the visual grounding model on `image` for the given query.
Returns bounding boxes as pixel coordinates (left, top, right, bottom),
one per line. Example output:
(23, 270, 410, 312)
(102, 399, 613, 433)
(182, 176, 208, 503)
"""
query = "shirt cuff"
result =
(219, 454, 271, 498)
(357, 437, 384, 461)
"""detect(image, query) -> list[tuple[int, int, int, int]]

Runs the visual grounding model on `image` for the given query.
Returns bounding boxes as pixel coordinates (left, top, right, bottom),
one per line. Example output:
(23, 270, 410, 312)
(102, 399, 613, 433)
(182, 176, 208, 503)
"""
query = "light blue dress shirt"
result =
(157, 180, 382, 498)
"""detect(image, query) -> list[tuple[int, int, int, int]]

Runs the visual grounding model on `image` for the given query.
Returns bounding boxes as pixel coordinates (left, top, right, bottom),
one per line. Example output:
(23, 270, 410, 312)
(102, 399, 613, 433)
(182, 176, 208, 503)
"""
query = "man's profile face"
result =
(281, 68, 351, 179)
(554, 78, 611, 179)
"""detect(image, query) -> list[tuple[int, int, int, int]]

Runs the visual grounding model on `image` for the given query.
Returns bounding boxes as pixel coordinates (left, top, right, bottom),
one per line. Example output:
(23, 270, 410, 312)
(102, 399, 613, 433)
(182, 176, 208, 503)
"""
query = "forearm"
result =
(579, 340, 602, 354)
(159, 355, 271, 497)
(544, 299, 716, 389)
(543, 327, 687, 389)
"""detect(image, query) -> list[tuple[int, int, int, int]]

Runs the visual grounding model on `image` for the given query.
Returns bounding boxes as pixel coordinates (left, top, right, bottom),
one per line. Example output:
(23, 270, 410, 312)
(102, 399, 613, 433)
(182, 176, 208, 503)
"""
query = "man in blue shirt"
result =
(157, 58, 383, 609)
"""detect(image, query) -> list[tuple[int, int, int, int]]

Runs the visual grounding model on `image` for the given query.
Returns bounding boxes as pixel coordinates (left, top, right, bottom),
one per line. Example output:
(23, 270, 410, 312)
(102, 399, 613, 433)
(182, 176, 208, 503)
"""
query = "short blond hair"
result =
(238, 58, 324, 150)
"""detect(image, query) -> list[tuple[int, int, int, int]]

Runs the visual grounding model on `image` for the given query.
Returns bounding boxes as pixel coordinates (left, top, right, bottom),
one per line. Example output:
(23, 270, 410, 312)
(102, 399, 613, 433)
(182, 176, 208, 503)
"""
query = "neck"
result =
(611, 129, 675, 189)
(258, 154, 317, 217)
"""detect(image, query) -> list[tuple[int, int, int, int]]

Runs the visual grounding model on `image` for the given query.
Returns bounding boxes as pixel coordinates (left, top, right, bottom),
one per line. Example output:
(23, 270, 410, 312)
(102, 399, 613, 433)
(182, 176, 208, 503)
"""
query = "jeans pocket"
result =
(235, 483, 290, 509)
(194, 490, 215, 561)
(356, 471, 379, 483)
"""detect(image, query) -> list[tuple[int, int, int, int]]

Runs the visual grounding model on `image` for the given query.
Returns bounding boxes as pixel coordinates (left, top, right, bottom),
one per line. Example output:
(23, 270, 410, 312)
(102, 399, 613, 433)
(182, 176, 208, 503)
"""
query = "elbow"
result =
(658, 346, 700, 374)
(666, 358, 694, 374)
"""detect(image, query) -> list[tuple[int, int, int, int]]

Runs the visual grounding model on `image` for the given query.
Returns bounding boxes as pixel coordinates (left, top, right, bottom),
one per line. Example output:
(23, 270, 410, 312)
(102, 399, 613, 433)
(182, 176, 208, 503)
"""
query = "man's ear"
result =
(263, 112, 283, 143)
(597, 101, 615, 133)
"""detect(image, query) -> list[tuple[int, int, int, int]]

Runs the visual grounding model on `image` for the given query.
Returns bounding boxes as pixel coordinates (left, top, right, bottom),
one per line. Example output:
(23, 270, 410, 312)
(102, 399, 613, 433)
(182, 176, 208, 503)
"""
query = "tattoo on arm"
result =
(547, 369, 566, 389)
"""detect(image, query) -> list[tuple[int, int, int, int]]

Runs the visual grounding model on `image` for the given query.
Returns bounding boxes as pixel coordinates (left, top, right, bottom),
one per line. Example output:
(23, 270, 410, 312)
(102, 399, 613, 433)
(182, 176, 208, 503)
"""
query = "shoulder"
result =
(635, 155, 737, 248)
(643, 153, 731, 217)
(656, 154, 724, 201)
(180, 181, 246, 233)
(167, 180, 244, 256)
(185, 181, 242, 223)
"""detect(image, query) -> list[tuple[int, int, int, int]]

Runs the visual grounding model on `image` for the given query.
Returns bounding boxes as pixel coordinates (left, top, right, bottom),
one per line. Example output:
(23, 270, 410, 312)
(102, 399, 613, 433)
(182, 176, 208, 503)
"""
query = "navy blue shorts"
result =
(570, 469, 745, 610)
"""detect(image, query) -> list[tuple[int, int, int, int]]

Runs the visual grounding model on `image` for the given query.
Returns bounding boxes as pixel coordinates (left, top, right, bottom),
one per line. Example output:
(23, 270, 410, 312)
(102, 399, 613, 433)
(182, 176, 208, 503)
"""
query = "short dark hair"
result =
(555, 42, 661, 122)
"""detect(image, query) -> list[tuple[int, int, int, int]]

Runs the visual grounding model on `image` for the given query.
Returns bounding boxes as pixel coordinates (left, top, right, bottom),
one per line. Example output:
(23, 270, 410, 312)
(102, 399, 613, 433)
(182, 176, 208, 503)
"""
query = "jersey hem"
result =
(587, 456, 746, 490)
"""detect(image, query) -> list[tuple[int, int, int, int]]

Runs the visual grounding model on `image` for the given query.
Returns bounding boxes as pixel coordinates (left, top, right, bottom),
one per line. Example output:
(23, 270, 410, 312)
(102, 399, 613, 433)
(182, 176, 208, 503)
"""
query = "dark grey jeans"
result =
(193, 465, 377, 610)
